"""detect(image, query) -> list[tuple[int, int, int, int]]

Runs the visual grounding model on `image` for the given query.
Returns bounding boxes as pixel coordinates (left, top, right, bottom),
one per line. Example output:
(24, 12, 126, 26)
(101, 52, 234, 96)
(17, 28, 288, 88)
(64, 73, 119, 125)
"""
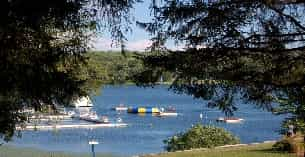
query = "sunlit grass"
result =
(0, 143, 297, 157)
(142, 143, 296, 157)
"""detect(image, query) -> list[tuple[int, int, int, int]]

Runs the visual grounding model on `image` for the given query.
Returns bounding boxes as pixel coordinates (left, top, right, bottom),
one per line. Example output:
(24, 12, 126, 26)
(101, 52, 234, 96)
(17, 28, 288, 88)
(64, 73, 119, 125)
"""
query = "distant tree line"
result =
(84, 51, 174, 88)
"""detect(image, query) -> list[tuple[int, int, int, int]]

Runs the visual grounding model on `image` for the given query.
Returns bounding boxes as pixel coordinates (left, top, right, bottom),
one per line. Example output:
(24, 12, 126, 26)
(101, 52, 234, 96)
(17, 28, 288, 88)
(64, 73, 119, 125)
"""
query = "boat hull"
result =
(216, 118, 244, 123)
(79, 117, 109, 124)
(157, 112, 178, 117)
(113, 107, 128, 111)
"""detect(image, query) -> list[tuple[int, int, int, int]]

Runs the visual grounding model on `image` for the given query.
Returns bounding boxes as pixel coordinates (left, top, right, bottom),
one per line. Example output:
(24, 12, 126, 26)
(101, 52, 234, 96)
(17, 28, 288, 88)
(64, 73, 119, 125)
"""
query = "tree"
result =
(0, 0, 140, 141)
(134, 0, 305, 134)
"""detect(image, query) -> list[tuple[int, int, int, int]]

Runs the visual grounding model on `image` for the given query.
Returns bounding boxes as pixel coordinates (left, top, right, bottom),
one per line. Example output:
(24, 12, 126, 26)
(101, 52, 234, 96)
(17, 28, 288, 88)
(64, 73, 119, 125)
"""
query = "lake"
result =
(9, 85, 285, 156)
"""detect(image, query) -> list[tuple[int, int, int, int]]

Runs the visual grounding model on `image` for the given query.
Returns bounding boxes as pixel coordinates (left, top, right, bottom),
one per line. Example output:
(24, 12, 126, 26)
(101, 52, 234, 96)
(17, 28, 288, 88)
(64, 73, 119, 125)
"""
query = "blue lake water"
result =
(9, 85, 286, 156)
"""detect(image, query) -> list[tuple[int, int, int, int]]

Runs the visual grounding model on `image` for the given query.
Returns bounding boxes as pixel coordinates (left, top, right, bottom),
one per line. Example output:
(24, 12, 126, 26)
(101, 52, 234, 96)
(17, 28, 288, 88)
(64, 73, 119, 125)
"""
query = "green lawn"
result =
(0, 143, 296, 157)
(0, 145, 115, 157)
(142, 143, 296, 157)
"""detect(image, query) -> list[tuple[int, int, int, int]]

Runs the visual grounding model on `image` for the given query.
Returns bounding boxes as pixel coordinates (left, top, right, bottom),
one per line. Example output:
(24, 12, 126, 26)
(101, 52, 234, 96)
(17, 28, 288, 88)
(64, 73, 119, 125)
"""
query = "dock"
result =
(16, 123, 128, 130)
(29, 115, 72, 121)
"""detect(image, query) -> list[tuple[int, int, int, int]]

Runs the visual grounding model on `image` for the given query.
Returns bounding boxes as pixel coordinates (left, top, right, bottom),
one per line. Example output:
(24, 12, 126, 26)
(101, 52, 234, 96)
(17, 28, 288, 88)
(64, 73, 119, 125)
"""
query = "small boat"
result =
(77, 112, 109, 124)
(156, 106, 178, 117)
(157, 112, 178, 117)
(113, 104, 128, 111)
(72, 96, 93, 108)
(216, 117, 244, 123)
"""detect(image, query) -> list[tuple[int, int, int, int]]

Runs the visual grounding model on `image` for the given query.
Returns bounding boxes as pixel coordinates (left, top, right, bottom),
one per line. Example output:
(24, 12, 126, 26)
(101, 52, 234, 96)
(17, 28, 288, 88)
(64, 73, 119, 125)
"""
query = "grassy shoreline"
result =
(0, 143, 296, 157)
(141, 143, 295, 157)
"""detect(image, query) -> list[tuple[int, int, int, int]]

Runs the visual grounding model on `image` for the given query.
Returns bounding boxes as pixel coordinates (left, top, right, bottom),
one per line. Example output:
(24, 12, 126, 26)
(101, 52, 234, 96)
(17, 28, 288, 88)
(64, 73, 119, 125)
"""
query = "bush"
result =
(164, 124, 240, 152)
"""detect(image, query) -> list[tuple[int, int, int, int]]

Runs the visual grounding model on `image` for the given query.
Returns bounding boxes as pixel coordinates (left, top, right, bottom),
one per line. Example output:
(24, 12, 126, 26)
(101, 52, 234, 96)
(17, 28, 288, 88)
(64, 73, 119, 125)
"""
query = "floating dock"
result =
(127, 107, 160, 113)
(16, 123, 128, 130)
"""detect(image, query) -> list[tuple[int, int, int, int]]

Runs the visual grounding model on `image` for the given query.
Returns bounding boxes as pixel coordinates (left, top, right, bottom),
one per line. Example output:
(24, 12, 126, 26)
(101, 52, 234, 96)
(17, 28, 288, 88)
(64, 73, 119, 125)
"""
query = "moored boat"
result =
(156, 106, 178, 117)
(72, 96, 93, 108)
(216, 117, 244, 123)
(113, 104, 128, 111)
(157, 112, 178, 117)
(79, 116, 109, 124)
(76, 112, 109, 124)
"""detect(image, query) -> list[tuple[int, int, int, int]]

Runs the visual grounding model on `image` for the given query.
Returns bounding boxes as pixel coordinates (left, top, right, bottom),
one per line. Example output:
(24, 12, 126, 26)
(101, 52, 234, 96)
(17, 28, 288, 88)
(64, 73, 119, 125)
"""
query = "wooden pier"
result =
(16, 123, 128, 130)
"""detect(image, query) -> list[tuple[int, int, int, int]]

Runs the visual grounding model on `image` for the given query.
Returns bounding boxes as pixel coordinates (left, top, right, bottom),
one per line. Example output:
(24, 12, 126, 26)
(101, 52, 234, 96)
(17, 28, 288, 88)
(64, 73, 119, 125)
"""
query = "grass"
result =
(0, 143, 297, 157)
(0, 145, 115, 157)
(142, 143, 296, 157)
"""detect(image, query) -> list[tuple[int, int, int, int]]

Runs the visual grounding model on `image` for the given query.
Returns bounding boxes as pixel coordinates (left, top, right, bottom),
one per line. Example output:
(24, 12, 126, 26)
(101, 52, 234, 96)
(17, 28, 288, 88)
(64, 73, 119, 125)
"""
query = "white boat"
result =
(76, 112, 109, 124)
(113, 104, 128, 111)
(72, 96, 93, 108)
(157, 112, 178, 117)
(79, 116, 109, 124)
(71, 96, 93, 116)
(157, 106, 178, 117)
(216, 117, 244, 123)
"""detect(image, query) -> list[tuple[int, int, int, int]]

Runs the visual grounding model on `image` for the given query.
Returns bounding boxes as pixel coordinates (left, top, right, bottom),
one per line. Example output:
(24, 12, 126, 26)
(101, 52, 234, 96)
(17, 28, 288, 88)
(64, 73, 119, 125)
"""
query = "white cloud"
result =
(91, 37, 152, 51)
(127, 39, 152, 51)
(167, 44, 186, 51)
(91, 37, 191, 52)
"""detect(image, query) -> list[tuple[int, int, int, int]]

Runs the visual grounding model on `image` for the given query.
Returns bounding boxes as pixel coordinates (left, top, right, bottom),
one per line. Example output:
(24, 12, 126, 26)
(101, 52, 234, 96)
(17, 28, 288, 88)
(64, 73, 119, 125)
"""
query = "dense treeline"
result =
(85, 51, 173, 87)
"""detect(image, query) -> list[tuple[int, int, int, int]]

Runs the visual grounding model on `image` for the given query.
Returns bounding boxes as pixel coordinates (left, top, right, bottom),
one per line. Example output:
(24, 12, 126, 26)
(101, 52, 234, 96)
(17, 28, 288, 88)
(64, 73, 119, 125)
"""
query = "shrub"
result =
(164, 124, 240, 152)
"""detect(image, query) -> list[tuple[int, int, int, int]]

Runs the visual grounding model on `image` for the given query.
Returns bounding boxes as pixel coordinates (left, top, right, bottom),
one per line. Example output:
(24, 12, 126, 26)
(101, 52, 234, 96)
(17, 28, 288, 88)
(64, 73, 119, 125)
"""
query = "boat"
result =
(77, 112, 109, 124)
(157, 112, 178, 117)
(70, 96, 94, 115)
(72, 96, 93, 108)
(157, 106, 178, 117)
(113, 104, 128, 111)
(216, 117, 244, 123)
(156, 106, 178, 117)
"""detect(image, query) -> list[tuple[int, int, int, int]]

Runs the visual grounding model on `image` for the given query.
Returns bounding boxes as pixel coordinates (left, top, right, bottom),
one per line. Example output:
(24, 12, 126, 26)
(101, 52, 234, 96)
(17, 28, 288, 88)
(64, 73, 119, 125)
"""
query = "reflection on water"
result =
(9, 85, 285, 156)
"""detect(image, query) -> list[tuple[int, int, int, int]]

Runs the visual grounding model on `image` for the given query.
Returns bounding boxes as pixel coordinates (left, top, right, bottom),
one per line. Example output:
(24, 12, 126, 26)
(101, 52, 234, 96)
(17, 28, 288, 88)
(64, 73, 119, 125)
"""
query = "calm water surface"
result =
(9, 85, 285, 156)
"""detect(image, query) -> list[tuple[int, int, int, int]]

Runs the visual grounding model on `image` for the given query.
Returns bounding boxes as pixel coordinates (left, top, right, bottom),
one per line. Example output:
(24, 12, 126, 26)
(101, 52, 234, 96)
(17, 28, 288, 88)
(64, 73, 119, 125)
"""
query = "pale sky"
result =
(91, 1, 185, 51)
(91, 1, 153, 51)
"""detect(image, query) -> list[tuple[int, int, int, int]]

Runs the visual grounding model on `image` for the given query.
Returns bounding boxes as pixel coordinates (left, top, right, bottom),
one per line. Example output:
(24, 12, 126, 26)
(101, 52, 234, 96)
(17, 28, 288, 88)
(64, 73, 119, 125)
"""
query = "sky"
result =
(91, 1, 154, 51)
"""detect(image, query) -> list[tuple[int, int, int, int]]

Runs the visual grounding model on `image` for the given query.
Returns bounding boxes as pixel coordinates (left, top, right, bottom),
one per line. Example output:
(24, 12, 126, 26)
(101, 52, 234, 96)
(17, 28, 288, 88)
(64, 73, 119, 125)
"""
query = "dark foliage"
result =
(134, 0, 305, 132)
(0, 0, 140, 141)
